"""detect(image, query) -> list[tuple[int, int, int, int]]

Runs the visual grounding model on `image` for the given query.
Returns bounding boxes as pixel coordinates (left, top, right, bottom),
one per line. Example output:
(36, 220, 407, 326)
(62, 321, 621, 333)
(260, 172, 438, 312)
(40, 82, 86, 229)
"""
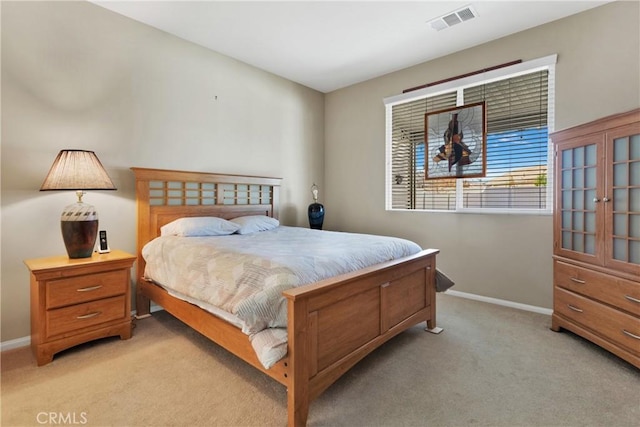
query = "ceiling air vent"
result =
(428, 5, 478, 31)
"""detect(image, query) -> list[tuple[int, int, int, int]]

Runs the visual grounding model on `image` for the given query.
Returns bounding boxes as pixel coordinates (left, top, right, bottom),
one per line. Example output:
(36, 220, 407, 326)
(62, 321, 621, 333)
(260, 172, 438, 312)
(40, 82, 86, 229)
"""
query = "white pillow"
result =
(160, 217, 240, 237)
(230, 215, 279, 235)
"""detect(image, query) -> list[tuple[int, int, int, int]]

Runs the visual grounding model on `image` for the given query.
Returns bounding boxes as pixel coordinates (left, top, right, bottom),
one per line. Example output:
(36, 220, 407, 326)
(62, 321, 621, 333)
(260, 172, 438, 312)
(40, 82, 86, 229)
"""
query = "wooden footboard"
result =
(137, 247, 438, 427)
(284, 248, 438, 426)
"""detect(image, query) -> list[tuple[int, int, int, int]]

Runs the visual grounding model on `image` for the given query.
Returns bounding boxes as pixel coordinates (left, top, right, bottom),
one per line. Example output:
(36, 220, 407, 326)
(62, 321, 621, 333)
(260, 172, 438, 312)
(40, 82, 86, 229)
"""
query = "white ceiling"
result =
(92, 1, 611, 93)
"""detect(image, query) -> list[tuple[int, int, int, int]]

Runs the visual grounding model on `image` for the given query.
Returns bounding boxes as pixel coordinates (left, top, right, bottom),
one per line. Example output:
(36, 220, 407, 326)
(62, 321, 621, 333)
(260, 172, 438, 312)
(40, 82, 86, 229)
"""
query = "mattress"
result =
(142, 226, 426, 367)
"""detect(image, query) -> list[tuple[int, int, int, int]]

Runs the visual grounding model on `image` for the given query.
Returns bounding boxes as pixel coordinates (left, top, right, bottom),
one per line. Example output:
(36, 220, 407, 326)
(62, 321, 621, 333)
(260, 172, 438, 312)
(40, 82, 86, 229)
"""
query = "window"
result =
(385, 55, 556, 213)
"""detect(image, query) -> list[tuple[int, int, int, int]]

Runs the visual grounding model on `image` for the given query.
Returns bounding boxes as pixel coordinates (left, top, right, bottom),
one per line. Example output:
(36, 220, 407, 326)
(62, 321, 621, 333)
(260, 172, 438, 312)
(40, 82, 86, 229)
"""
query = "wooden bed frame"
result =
(132, 167, 440, 426)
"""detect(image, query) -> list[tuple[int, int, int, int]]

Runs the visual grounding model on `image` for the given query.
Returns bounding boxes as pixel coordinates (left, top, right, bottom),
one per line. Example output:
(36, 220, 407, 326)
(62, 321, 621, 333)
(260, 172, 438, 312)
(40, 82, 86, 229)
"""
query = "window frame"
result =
(384, 54, 556, 215)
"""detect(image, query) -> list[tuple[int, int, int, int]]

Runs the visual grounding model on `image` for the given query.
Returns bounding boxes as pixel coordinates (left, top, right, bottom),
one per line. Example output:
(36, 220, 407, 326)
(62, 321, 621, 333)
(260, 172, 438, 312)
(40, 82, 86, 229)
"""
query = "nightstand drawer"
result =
(554, 260, 640, 316)
(555, 287, 640, 355)
(46, 270, 129, 309)
(46, 295, 128, 338)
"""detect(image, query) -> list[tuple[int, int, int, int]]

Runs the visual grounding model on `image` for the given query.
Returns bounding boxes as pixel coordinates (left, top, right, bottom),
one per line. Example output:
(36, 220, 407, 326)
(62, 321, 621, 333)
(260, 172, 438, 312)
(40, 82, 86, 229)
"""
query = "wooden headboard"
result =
(131, 167, 282, 280)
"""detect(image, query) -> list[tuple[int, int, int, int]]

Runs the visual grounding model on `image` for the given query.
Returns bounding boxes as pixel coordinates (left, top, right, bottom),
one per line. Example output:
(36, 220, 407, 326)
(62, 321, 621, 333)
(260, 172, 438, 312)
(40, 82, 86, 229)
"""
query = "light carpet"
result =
(2, 293, 638, 426)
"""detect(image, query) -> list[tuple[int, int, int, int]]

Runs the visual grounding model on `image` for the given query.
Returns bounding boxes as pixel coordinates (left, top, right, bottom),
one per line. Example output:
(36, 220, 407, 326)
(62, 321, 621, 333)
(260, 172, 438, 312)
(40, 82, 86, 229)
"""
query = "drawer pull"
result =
(77, 285, 102, 292)
(569, 277, 586, 284)
(622, 330, 640, 340)
(76, 311, 101, 320)
(624, 295, 640, 304)
(567, 304, 583, 313)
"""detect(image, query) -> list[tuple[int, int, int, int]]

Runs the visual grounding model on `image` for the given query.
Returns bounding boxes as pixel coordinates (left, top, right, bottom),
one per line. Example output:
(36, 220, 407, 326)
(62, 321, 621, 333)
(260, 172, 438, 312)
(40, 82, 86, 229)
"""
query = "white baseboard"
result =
(1, 306, 166, 352)
(1, 336, 31, 352)
(150, 303, 163, 313)
(445, 289, 553, 316)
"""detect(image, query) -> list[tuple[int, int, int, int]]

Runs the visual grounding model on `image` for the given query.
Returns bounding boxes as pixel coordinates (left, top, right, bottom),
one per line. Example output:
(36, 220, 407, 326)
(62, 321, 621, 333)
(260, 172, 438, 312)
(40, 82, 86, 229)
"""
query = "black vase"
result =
(308, 203, 325, 230)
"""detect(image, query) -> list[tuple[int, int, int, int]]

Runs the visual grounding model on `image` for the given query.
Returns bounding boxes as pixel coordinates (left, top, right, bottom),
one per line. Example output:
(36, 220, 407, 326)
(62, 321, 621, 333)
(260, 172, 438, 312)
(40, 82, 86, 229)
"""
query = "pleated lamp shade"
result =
(40, 150, 116, 191)
(40, 150, 117, 258)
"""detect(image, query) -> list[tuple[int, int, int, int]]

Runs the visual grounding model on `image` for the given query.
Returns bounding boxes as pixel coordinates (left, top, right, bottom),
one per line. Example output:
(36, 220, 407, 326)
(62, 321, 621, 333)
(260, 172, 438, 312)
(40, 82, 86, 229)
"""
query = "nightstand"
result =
(24, 250, 136, 366)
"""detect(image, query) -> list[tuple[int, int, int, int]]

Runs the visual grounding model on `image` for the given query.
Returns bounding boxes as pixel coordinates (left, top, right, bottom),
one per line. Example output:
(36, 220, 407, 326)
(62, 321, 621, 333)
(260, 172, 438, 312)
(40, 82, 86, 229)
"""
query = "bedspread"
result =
(142, 226, 423, 336)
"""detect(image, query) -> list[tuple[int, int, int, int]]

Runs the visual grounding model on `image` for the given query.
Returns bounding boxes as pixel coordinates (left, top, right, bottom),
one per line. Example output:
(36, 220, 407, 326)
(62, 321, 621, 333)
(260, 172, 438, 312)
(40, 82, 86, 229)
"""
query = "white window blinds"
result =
(385, 55, 555, 213)
(390, 91, 457, 209)
(462, 70, 549, 210)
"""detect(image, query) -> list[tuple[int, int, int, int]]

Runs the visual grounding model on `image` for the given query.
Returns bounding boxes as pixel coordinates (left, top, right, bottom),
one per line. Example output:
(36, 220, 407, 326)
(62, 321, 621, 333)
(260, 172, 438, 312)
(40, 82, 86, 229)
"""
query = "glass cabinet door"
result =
(556, 135, 605, 265)
(605, 123, 640, 275)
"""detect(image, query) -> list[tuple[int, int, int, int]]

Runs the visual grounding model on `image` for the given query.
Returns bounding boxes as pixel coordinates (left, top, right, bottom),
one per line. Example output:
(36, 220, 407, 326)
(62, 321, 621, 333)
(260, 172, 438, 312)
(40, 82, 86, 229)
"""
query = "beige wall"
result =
(1, 1, 324, 342)
(2, 1, 638, 344)
(324, 1, 639, 309)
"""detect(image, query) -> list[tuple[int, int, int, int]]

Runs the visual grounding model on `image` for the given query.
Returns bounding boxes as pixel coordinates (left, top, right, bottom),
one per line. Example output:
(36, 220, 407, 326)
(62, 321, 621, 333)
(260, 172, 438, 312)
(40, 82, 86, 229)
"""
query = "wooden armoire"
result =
(551, 108, 640, 368)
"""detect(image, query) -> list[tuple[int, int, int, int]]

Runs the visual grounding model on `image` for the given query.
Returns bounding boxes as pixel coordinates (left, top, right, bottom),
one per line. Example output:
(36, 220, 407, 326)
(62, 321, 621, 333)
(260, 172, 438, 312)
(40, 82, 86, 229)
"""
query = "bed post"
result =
(287, 295, 310, 427)
(133, 170, 152, 318)
(136, 287, 151, 318)
(426, 265, 441, 333)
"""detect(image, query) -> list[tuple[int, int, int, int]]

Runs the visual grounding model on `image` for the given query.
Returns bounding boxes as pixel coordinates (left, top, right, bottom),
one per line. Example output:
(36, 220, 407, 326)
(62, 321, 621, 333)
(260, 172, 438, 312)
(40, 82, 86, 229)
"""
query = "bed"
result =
(132, 167, 442, 426)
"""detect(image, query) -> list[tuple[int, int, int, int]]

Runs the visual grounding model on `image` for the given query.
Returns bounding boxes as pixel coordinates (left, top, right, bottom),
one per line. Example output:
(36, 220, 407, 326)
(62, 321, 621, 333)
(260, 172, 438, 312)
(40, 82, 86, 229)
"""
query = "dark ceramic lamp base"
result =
(308, 203, 325, 230)
(60, 200, 100, 259)
(61, 220, 98, 258)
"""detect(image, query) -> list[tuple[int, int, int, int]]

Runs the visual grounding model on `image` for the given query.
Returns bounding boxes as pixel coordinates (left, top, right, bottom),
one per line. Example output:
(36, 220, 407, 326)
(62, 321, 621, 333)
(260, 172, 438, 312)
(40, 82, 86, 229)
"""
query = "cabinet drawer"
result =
(46, 295, 128, 338)
(46, 270, 128, 309)
(555, 287, 640, 355)
(554, 260, 640, 316)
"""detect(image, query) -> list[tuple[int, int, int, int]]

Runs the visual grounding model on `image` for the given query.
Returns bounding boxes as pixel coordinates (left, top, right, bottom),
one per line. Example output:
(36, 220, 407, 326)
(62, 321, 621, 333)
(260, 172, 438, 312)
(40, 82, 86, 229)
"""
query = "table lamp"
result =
(40, 150, 117, 258)
(308, 183, 324, 230)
